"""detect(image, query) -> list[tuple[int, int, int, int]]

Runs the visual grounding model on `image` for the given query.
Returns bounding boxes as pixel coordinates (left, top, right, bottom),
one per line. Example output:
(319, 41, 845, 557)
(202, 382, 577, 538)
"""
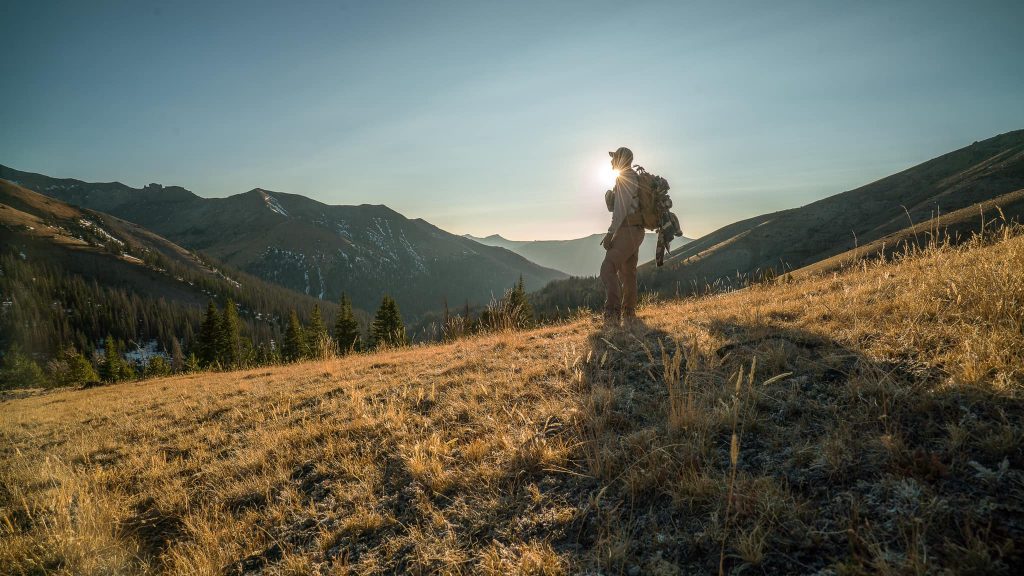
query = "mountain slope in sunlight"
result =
(641, 129, 1024, 292)
(4, 223, 1022, 574)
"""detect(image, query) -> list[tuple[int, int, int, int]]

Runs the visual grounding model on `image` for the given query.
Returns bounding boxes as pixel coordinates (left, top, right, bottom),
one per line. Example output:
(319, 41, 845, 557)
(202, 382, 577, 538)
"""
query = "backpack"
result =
(626, 165, 671, 230)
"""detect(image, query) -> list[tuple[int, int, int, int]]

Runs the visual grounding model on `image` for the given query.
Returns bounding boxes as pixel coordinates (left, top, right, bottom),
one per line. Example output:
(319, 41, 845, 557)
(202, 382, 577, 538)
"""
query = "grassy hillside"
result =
(796, 188, 1024, 277)
(644, 129, 1024, 291)
(2, 227, 1022, 574)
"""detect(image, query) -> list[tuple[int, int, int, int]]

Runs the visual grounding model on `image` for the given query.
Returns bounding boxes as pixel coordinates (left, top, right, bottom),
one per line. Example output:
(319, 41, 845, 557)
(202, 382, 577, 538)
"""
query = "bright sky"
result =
(2, 0, 1022, 239)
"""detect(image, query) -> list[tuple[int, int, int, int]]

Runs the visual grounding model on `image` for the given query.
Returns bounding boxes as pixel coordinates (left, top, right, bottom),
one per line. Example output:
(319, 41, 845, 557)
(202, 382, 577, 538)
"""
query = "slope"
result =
(796, 187, 1024, 277)
(3, 223, 1022, 574)
(465, 232, 689, 277)
(0, 179, 333, 357)
(640, 129, 1024, 293)
(0, 166, 568, 318)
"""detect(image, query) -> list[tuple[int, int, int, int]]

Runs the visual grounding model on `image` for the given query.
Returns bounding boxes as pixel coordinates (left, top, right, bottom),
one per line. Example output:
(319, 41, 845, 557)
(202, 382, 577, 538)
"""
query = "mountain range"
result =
(6, 129, 1023, 349)
(0, 179, 333, 356)
(0, 166, 567, 318)
(464, 232, 691, 277)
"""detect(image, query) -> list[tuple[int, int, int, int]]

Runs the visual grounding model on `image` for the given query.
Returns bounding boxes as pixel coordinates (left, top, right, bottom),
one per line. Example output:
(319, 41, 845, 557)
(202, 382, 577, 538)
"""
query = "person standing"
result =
(600, 146, 645, 327)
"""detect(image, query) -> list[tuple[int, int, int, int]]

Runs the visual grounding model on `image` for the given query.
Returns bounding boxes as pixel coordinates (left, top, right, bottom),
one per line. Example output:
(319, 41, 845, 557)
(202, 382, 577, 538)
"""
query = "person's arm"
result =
(601, 180, 629, 249)
(607, 186, 629, 235)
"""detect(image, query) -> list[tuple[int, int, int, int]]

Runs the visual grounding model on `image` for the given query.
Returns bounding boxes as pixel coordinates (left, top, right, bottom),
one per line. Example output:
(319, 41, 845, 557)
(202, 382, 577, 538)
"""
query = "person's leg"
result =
(600, 231, 634, 325)
(620, 227, 645, 319)
(599, 250, 621, 322)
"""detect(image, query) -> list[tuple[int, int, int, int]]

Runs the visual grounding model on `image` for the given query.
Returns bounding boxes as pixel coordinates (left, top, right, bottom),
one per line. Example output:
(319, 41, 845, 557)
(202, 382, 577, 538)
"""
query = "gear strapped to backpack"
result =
(625, 166, 669, 230)
(623, 165, 683, 266)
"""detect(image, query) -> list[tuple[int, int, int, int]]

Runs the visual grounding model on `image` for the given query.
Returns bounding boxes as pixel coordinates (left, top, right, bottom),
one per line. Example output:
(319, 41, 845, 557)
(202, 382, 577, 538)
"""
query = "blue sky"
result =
(2, 0, 1022, 239)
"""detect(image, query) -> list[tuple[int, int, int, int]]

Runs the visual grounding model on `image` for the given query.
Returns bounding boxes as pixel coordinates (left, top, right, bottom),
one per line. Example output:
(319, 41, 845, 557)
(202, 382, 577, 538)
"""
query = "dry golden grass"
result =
(3, 229, 1023, 574)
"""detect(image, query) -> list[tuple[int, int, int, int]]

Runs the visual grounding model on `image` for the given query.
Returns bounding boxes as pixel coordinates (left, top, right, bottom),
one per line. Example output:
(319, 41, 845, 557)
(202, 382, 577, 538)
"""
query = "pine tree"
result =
(170, 337, 185, 373)
(100, 335, 119, 382)
(0, 348, 49, 389)
(507, 275, 535, 328)
(305, 304, 331, 358)
(115, 339, 136, 381)
(333, 293, 361, 354)
(100, 336, 136, 382)
(282, 310, 305, 362)
(238, 338, 255, 368)
(371, 295, 406, 349)
(51, 347, 98, 387)
(184, 352, 201, 373)
(267, 340, 282, 365)
(68, 351, 98, 386)
(219, 299, 241, 368)
(145, 356, 171, 378)
(198, 301, 221, 368)
(254, 342, 271, 366)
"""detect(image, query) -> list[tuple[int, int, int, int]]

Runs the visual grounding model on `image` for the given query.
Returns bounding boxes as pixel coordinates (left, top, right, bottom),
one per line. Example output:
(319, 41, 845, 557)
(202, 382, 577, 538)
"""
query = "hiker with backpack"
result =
(600, 146, 683, 328)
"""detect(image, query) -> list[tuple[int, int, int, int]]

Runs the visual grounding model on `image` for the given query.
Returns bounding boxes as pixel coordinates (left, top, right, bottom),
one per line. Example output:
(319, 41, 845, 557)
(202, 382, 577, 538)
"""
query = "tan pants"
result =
(600, 225, 645, 319)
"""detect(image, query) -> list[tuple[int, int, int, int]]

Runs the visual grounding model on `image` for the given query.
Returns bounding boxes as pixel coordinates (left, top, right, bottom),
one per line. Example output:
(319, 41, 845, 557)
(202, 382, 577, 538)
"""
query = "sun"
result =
(598, 164, 621, 189)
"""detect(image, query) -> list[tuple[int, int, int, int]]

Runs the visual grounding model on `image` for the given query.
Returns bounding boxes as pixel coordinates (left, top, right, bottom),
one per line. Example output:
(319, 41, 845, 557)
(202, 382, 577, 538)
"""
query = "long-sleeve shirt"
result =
(607, 168, 639, 235)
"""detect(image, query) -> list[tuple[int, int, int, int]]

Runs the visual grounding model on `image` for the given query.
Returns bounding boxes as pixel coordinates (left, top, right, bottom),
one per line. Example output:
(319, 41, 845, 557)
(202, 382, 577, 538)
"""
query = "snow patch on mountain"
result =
(336, 221, 351, 238)
(399, 230, 427, 274)
(123, 339, 169, 366)
(260, 190, 289, 217)
(78, 218, 124, 246)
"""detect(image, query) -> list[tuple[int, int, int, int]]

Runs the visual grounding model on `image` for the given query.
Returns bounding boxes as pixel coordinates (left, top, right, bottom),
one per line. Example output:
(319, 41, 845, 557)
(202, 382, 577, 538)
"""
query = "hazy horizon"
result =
(3, 0, 1022, 240)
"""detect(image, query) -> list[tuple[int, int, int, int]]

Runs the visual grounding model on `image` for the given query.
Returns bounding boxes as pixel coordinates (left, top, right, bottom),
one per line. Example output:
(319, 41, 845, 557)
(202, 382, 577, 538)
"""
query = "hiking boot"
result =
(622, 315, 642, 331)
(603, 310, 620, 329)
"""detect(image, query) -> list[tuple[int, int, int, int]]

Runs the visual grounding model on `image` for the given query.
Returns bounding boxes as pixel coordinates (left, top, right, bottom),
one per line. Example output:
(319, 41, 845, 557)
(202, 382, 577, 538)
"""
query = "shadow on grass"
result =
(566, 316, 1024, 574)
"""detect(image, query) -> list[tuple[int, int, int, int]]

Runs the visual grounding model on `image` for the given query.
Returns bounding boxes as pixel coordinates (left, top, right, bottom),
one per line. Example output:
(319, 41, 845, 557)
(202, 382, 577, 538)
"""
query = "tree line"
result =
(0, 288, 412, 389)
(1, 266, 542, 390)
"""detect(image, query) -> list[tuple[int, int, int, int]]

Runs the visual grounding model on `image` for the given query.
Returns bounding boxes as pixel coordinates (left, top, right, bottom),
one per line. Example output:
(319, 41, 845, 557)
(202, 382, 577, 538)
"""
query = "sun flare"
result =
(599, 165, 621, 189)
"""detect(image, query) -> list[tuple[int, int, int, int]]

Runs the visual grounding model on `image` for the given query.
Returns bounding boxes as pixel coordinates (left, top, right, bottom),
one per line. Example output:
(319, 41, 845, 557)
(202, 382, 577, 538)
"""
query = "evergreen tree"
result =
(282, 310, 305, 362)
(100, 335, 119, 382)
(305, 304, 331, 358)
(170, 337, 185, 373)
(0, 348, 49, 389)
(122, 362, 137, 381)
(219, 299, 242, 368)
(254, 342, 271, 366)
(184, 352, 201, 373)
(68, 351, 99, 385)
(371, 295, 406, 349)
(114, 339, 136, 381)
(507, 275, 535, 328)
(267, 340, 282, 365)
(49, 347, 99, 387)
(333, 293, 361, 354)
(197, 301, 221, 368)
(145, 356, 171, 378)
(238, 338, 255, 368)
